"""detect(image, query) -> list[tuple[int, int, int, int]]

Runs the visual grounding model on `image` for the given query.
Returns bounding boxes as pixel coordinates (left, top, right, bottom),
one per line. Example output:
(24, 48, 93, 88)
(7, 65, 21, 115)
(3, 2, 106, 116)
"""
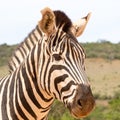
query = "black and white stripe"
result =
(8, 26, 42, 73)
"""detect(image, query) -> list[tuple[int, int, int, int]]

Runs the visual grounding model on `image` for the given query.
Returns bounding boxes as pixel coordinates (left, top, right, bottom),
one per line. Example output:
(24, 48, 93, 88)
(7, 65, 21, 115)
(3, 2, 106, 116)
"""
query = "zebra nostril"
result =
(77, 100, 82, 108)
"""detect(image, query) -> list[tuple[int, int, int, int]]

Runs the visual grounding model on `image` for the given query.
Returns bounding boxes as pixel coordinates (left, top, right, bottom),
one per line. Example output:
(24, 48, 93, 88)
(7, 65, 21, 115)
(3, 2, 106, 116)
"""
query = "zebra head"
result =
(38, 7, 95, 118)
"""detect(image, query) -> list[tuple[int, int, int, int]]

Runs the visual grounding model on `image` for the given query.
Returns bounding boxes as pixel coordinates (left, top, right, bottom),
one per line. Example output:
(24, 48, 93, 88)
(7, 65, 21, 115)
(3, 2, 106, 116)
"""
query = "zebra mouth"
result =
(66, 85, 95, 118)
(69, 102, 94, 118)
(67, 100, 95, 118)
(71, 109, 87, 118)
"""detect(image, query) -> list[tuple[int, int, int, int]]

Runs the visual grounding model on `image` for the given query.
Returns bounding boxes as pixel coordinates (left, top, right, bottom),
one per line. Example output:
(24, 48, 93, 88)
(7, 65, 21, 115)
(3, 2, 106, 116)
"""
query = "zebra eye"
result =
(53, 54, 62, 61)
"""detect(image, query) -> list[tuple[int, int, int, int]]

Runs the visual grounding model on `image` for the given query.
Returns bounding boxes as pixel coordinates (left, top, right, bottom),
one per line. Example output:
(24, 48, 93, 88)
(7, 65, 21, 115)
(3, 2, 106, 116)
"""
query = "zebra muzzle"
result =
(67, 84, 95, 118)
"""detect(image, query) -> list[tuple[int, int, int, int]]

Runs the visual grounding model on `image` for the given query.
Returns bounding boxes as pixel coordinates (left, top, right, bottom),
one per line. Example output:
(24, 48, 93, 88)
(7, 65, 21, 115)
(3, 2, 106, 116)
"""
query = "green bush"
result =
(81, 42, 120, 60)
(0, 44, 17, 66)
(104, 93, 120, 120)
(49, 100, 78, 120)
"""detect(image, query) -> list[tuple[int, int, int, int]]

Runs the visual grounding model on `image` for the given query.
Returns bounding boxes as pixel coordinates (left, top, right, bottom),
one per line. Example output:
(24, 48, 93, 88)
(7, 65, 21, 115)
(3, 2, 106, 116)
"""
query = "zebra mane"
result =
(8, 26, 42, 73)
(8, 10, 72, 73)
(53, 10, 72, 33)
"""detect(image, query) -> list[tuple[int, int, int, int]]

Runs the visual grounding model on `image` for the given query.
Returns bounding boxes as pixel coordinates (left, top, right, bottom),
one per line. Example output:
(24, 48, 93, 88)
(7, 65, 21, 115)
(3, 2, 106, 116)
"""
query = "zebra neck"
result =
(8, 25, 43, 73)
(13, 51, 54, 119)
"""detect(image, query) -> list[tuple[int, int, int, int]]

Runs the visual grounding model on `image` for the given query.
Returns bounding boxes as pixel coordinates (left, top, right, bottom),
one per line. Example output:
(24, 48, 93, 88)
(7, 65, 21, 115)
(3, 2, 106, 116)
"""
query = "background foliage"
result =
(0, 41, 120, 67)
(0, 43, 17, 66)
(81, 41, 120, 60)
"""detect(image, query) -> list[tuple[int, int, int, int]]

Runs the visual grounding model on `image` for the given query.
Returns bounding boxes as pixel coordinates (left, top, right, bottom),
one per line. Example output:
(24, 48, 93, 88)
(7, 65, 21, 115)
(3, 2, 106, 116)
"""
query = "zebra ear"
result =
(71, 13, 91, 37)
(39, 7, 56, 36)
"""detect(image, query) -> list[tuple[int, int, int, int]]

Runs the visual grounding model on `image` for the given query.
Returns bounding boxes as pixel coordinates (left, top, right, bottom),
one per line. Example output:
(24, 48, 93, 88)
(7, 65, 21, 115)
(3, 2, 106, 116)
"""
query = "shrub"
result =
(0, 44, 17, 66)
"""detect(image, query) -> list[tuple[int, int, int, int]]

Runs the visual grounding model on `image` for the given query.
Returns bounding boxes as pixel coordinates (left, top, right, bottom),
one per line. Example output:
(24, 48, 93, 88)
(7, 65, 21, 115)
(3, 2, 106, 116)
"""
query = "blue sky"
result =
(0, 0, 120, 45)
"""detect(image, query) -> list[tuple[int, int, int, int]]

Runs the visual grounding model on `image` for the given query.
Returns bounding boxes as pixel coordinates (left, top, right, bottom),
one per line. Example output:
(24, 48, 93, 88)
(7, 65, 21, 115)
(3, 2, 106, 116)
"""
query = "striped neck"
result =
(8, 25, 43, 73)
(13, 43, 54, 119)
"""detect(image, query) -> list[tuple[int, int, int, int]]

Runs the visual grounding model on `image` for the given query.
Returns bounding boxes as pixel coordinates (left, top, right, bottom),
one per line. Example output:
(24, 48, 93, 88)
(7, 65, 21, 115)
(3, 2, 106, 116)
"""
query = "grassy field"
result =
(85, 58, 120, 97)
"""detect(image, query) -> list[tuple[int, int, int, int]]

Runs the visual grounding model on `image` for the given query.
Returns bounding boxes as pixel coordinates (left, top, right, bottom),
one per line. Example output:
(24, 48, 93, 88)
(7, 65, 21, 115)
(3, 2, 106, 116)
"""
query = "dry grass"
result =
(0, 65, 9, 78)
(85, 58, 120, 97)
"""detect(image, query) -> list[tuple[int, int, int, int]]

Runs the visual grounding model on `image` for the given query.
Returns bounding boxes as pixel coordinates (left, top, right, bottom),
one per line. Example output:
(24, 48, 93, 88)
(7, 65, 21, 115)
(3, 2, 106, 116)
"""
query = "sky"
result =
(0, 0, 120, 45)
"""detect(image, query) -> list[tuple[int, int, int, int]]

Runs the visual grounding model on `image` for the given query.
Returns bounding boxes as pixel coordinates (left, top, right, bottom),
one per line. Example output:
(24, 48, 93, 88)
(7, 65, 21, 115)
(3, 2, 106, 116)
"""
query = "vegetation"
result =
(0, 41, 120, 119)
(81, 41, 120, 60)
(0, 41, 120, 66)
(0, 43, 17, 66)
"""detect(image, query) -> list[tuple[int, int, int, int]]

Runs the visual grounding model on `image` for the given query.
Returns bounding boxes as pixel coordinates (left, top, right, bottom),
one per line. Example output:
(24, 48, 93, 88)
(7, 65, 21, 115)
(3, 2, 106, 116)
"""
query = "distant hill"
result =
(81, 41, 120, 60)
(0, 41, 120, 66)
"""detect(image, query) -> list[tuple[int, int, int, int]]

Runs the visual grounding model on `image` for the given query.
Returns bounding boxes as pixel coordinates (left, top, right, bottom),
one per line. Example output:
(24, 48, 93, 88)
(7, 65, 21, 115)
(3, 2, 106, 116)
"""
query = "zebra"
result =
(0, 7, 95, 120)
